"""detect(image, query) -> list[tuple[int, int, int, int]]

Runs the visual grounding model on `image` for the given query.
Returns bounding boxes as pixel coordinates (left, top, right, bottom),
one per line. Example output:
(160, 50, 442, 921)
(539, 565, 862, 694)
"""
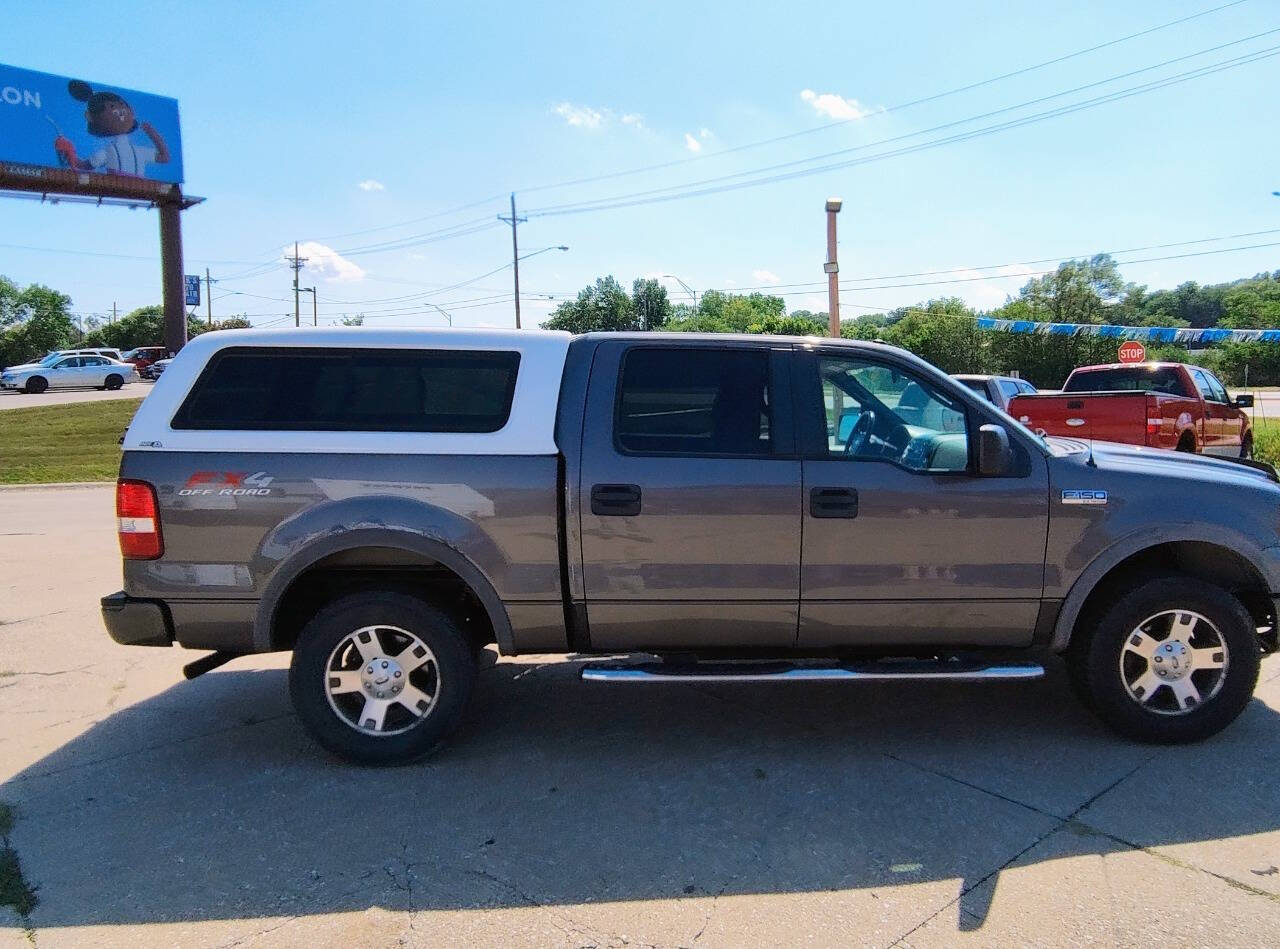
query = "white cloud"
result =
(699, 127, 713, 139)
(800, 88, 876, 121)
(356, 179, 385, 192)
(752, 269, 780, 285)
(554, 102, 607, 128)
(621, 112, 645, 129)
(287, 242, 367, 283)
(684, 132, 702, 153)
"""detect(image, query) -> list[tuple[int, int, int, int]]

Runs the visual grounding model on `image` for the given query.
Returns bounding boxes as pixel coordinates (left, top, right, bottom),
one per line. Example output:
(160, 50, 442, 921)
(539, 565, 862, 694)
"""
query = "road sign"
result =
(184, 274, 200, 306)
(1117, 341, 1146, 363)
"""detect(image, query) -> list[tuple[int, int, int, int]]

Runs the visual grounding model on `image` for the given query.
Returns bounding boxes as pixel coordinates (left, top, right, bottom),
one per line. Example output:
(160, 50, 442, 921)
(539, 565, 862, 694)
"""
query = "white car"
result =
(1, 354, 140, 394)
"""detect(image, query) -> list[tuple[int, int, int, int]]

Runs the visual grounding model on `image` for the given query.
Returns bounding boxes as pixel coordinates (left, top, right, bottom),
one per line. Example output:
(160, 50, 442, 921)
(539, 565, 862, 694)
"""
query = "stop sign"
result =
(1118, 341, 1146, 364)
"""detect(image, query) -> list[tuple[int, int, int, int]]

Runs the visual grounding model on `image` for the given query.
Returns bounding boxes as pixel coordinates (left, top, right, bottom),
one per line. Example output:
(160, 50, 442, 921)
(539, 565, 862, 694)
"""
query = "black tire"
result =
(104, 374, 123, 390)
(24, 376, 47, 394)
(289, 592, 477, 765)
(1175, 434, 1196, 453)
(1241, 434, 1254, 460)
(1066, 576, 1260, 743)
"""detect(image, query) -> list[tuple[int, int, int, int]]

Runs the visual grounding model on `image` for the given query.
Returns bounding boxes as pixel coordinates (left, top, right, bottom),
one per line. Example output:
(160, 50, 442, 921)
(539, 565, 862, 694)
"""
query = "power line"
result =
(242, 2, 1250, 251)
(303, 193, 508, 243)
(696, 226, 1280, 296)
(515, 0, 1254, 197)
(527, 35, 1280, 217)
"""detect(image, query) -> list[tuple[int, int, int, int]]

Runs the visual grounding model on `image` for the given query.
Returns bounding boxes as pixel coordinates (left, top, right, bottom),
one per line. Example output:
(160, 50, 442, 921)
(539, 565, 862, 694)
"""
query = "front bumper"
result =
(101, 591, 174, 647)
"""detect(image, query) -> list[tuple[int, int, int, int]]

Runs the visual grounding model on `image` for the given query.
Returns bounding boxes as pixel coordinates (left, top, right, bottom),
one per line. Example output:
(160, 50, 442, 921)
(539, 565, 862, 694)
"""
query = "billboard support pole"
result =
(159, 194, 186, 355)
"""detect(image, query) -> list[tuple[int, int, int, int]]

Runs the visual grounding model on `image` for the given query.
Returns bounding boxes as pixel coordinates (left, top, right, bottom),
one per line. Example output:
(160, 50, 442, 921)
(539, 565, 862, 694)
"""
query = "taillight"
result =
(117, 479, 163, 560)
(1146, 417, 1163, 437)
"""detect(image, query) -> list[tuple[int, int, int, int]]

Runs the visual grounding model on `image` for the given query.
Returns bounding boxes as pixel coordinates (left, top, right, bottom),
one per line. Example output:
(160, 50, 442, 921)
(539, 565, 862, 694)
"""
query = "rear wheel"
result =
(1175, 433, 1196, 453)
(24, 376, 47, 394)
(1066, 576, 1259, 743)
(289, 592, 477, 764)
(104, 374, 123, 390)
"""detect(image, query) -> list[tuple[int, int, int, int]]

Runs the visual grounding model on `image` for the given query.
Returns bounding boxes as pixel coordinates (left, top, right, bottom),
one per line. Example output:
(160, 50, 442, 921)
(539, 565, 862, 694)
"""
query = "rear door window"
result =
(173, 347, 520, 432)
(615, 348, 772, 455)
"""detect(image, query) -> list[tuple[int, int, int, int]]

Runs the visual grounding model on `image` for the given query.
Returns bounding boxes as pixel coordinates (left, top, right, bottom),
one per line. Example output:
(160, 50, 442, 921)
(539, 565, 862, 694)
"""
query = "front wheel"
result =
(289, 592, 477, 765)
(1066, 576, 1260, 743)
(1241, 434, 1254, 460)
(24, 376, 47, 394)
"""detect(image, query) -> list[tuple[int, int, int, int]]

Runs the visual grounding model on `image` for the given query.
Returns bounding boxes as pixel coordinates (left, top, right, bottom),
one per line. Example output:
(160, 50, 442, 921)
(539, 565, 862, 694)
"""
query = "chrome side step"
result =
(580, 659, 1044, 683)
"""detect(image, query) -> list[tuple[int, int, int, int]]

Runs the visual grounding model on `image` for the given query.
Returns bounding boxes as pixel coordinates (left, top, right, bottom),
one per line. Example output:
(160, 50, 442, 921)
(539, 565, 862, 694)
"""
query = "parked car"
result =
(102, 329, 1279, 764)
(1, 347, 124, 375)
(141, 357, 171, 380)
(1, 354, 140, 393)
(953, 374, 1038, 411)
(1007, 362, 1254, 457)
(121, 346, 168, 373)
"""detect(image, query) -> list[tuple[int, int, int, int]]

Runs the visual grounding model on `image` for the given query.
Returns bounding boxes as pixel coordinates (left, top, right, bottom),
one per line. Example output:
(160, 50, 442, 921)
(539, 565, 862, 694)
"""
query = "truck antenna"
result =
(1086, 414, 1097, 468)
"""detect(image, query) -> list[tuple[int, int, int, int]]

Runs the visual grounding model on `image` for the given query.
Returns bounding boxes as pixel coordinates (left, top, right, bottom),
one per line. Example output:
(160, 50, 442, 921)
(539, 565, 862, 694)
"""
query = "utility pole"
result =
(825, 197, 843, 338)
(498, 193, 527, 328)
(205, 268, 213, 328)
(286, 241, 309, 328)
(111, 301, 117, 325)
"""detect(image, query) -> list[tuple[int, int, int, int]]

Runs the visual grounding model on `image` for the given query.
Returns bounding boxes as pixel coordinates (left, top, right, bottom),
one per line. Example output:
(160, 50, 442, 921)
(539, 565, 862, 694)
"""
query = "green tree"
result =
(542, 276, 637, 333)
(1018, 253, 1126, 325)
(746, 313, 826, 336)
(0, 280, 77, 367)
(630, 278, 671, 330)
(1220, 281, 1280, 329)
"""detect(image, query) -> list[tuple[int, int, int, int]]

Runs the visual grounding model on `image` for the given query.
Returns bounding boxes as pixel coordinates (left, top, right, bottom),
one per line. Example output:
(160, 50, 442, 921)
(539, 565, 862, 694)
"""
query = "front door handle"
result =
(591, 483, 642, 516)
(810, 486, 858, 518)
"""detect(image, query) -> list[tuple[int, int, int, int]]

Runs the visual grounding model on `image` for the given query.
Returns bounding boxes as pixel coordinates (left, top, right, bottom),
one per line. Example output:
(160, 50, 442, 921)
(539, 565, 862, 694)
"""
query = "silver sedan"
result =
(0, 354, 141, 394)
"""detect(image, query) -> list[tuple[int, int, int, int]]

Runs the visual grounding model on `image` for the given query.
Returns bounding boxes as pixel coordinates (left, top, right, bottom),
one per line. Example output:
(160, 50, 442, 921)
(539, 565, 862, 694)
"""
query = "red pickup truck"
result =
(1007, 362, 1255, 457)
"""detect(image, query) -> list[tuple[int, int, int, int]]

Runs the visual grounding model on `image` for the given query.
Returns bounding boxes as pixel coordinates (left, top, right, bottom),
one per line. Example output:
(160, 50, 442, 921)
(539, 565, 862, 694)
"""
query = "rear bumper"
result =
(100, 591, 174, 647)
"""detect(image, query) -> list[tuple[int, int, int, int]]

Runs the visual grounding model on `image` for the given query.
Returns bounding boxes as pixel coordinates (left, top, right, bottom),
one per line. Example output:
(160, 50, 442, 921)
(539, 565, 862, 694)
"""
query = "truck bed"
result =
(1007, 390, 1198, 450)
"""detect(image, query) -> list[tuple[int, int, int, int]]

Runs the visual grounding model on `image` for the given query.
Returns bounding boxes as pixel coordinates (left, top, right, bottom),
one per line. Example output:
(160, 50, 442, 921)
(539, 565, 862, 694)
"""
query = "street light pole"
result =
(662, 274, 697, 313)
(428, 303, 453, 326)
(825, 198, 842, 338)
(298, 287, 316, 327)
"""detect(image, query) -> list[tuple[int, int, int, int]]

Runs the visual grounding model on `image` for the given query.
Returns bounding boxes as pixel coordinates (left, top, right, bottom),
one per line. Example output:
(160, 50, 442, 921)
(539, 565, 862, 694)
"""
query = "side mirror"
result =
(1235, 393, 1255, 408)
(977, 424, 1013, 477)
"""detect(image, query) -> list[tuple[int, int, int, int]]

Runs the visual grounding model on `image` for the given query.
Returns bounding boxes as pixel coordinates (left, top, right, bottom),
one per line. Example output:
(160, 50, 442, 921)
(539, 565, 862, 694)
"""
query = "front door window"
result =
(818, 355, 969, 473)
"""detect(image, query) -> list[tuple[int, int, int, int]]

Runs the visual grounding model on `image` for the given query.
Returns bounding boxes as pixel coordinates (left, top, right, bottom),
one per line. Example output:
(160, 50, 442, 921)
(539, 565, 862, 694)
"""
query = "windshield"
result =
(39, 353, 64, 366)
(121, 349, 138, 360)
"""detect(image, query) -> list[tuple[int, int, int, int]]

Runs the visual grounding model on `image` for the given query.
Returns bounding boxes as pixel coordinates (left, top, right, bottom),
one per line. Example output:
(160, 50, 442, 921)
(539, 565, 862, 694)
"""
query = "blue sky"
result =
(1, 0, 1278, 329)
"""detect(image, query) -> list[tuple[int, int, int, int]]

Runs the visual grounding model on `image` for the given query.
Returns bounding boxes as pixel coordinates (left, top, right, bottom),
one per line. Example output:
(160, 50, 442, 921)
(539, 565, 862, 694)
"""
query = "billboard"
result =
(0, 63, 182, 185)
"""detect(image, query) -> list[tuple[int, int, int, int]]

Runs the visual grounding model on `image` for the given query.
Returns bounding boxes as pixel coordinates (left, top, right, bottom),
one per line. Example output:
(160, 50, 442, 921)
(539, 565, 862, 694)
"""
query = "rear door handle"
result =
(810, 486, 858, 518)
(591, 483, 642, 516)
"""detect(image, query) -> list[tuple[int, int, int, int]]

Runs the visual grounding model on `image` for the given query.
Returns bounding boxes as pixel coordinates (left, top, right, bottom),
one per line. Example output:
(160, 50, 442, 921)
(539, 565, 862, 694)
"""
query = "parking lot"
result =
(1, 484, 1278, 947)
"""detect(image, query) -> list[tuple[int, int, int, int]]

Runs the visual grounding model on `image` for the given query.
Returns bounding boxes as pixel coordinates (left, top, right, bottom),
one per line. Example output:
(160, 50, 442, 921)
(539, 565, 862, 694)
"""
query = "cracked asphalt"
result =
(2, 484, 1279, 947)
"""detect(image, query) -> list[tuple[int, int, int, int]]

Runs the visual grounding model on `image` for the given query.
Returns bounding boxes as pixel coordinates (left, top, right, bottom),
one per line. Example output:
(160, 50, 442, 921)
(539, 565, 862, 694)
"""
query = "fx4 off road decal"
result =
(179, 471, 275, 496)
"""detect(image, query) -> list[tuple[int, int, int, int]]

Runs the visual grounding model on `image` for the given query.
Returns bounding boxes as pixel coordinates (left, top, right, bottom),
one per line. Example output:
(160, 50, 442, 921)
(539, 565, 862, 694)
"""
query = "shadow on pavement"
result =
(5, 657, 1279, 934)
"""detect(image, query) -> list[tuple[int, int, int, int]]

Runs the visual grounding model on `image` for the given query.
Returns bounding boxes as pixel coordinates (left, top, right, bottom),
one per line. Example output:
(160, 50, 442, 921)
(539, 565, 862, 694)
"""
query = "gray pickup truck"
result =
(101, 328, 1280, 763)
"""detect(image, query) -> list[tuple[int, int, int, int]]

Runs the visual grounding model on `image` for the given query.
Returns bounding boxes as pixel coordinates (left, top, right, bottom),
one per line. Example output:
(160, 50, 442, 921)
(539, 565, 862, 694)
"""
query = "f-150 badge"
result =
(1062, 489, 1107, 505)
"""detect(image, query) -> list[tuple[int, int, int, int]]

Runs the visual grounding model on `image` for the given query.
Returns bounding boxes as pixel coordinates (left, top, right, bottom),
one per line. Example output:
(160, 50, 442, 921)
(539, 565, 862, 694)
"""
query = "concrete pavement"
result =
(0, 384, 151, 411)
(1, 485, 1278, 947)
